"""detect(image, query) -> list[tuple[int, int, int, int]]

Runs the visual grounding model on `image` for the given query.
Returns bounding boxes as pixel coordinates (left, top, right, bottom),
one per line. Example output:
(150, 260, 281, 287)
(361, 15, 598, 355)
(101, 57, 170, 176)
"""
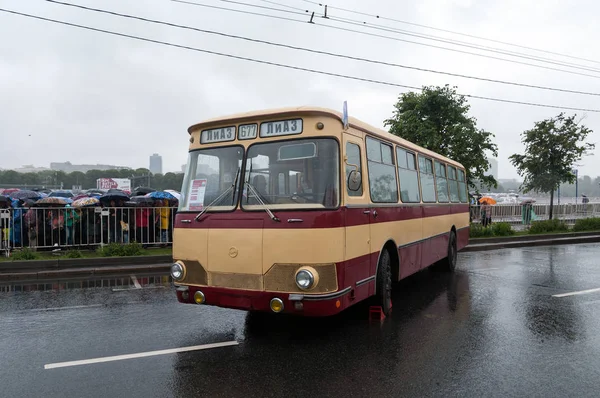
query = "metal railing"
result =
(1, 206, 177, 252)
(470, 203, 600, 227)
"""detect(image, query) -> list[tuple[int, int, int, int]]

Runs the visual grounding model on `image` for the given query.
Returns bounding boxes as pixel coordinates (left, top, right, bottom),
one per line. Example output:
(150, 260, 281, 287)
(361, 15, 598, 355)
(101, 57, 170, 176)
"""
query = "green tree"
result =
(509, 113, 595, 219)
(384, 84, 498, 189)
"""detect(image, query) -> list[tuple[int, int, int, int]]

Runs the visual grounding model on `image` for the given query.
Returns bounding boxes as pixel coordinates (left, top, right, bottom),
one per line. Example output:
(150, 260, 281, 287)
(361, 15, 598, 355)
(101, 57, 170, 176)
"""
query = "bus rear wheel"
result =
(375, 249, 392, 316)
(438, 230, 457, 272)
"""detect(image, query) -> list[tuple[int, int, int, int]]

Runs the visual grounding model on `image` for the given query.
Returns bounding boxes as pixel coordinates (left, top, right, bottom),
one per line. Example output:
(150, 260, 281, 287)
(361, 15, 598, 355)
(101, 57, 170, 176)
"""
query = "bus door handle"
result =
(287, 219, 304, 223)
(180, 219, 192, 224)
(364, 210, 378, 218)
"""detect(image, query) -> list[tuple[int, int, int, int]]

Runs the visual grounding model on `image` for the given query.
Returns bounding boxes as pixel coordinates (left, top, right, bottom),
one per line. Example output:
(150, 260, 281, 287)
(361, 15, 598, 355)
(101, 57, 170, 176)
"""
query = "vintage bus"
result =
(171, 107, 470, 316)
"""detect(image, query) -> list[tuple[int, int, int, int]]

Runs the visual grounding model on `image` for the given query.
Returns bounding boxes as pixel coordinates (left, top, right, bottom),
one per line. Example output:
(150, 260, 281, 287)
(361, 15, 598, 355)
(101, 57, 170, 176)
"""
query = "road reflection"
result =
(171, 269, 472, 397)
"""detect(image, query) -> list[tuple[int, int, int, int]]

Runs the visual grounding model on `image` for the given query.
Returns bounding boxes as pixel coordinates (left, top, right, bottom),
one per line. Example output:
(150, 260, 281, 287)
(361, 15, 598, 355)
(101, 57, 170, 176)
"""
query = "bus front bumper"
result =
(175, 285, 352, 317)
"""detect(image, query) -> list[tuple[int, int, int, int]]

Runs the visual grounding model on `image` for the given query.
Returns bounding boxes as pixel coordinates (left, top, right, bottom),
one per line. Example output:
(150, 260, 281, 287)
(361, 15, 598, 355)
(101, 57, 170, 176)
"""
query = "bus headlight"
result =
(170, 262, 185, 281)
(295, 267, 319, 290)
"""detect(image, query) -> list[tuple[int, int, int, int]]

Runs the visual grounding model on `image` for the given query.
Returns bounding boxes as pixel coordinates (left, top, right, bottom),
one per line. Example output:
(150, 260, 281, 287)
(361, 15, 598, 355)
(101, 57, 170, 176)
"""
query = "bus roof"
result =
(188, 106, 464, 169)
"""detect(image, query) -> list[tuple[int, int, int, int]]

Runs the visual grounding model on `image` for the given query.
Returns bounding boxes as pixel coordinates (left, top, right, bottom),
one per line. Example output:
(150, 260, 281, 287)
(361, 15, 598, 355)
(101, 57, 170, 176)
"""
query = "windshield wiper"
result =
(195, 167, 241, 222)
(245, 181, 280, 222)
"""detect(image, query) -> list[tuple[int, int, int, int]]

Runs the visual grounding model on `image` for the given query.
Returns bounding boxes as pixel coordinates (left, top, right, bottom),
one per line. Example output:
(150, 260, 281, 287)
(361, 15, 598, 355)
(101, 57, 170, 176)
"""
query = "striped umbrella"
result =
(35, 197, 68, 206)
(72, 197, 100, 208)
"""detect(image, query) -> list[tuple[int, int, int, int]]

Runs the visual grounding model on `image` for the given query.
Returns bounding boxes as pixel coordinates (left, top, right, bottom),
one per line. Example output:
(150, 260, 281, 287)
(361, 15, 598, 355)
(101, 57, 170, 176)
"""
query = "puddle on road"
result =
(0, 274, 172, 293)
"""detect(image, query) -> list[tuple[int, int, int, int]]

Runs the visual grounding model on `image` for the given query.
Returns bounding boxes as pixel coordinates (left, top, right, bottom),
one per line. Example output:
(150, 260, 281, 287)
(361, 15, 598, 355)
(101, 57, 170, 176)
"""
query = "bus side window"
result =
(435, 161, 449, 203)
(457, 169, 468, 203)
(448, 166, 460, 202)
(346, 142, 363, 196)
(418, 155, 436, 203)
(396, 147, 420, 203)
(366, 137, 398, 203)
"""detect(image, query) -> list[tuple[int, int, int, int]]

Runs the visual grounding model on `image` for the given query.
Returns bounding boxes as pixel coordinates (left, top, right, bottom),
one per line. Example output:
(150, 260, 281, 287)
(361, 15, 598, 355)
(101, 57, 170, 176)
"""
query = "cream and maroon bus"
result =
(171, 107, 470, 316)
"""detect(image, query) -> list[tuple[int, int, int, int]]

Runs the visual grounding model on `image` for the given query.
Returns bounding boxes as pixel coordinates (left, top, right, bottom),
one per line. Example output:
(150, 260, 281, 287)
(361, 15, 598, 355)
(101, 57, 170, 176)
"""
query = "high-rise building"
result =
(149, 154, 163, 175)
(487, 157, 499, 180)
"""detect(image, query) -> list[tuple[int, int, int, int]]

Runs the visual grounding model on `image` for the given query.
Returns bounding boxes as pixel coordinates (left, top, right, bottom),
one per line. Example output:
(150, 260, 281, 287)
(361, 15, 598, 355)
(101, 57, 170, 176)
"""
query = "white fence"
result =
(1, 206, 177, 252)
(470, 203, 600, 227)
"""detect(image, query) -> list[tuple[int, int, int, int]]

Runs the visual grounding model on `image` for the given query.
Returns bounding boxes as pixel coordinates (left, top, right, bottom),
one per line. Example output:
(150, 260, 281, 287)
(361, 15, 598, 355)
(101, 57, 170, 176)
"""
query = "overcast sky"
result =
(1, 0, 599, 179)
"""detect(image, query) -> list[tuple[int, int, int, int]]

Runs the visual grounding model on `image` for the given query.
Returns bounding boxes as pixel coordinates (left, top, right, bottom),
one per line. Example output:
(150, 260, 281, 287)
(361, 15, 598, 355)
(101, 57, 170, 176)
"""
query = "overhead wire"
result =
(1, 8, 599, 113)
(42, 0, 600, 97)
(170, 0, 600, 80)
(203, 0, 600, 74)
(293, 0, 600, 66)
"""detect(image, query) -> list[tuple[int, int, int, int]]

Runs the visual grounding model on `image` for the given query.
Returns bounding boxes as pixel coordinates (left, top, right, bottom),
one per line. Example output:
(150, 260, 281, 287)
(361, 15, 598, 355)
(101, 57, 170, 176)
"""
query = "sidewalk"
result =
(2, 231, 600, 282)
(463, 231, 600, 252)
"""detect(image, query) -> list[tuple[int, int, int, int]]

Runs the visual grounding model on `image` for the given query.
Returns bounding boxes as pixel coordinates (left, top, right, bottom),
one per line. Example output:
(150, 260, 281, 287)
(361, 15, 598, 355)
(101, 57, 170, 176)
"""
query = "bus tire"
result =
(375, 249, 392, 316)
(439, 230, 457, 272)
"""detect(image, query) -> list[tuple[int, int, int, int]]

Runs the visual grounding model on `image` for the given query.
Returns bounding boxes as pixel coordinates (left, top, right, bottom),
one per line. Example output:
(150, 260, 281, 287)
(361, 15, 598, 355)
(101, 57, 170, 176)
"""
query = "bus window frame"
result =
(241, 136, 342, 212)
(418, 154, 437, 203)
(395, 145, 421, 204)
(365, 135, 399, 204)
(179, 144, 245, 214)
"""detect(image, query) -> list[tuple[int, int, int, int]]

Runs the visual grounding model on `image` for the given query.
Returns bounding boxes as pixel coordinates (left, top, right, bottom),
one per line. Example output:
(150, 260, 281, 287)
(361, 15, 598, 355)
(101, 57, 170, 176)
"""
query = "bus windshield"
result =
(242, 138, 339, 209)
(179, 146, 244, 212)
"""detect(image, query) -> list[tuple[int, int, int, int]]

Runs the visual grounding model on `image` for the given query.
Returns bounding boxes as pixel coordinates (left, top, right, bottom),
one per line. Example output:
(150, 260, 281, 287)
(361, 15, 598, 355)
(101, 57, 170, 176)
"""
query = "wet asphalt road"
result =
(2, 244, 600, 398)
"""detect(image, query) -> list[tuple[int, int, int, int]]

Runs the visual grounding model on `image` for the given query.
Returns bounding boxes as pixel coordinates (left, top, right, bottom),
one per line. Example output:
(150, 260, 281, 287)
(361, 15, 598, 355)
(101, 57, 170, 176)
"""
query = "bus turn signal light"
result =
(194, 291, 205, 304)
(270, 298, 284, 313)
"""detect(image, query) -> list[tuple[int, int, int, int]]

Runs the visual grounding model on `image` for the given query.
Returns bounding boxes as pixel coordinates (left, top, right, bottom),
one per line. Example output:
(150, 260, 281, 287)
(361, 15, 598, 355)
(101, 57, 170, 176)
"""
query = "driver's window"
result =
(346, 142, 363, 196)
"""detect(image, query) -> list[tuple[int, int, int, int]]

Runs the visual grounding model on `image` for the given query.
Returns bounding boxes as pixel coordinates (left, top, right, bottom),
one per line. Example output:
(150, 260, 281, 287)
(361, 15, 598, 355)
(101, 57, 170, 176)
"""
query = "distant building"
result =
(13, 165, 51, 173)
(50, 161, 129, 173)
(149, 154, 163, 175)
(486, 157, 499, 180)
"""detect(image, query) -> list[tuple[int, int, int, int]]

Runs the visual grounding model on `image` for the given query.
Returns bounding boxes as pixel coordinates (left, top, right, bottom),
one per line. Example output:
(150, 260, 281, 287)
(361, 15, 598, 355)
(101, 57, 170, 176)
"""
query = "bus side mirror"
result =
(348, 170, 362, 192)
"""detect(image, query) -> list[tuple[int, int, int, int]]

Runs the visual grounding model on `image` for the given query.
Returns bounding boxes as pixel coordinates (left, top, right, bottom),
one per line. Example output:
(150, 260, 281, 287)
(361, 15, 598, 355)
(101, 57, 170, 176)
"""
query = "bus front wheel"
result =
(375, 249, 392, 316)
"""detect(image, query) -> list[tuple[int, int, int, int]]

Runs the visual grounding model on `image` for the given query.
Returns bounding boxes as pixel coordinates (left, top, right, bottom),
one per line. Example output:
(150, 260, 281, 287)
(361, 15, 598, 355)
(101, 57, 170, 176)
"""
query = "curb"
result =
(0, 255, 172, 272)
(468, 230, 600, 245)
(463, 234, 600, 252)
(0, 263, 170, 283)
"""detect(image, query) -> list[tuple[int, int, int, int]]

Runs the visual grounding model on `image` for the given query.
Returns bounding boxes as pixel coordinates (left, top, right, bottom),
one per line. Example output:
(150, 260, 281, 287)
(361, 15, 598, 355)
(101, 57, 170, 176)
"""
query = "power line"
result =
(1, 8, 599, 113)
(294, 0, 600, 66)
(43, 0, 600, 97)
(205, 0, 600, 74)
(170, 0, 600, 80)
(326, 15, 600, 74)
(257, 0, 307, 12)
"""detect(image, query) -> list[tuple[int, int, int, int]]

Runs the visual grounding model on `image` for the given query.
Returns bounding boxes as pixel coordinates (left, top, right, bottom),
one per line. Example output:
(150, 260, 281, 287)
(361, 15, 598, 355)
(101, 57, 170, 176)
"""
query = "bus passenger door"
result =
(343, 136, 374, 297)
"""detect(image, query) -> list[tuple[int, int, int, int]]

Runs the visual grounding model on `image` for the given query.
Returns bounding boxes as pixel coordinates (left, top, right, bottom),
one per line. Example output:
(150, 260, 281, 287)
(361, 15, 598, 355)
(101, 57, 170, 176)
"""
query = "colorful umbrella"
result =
(9, 190, 42, 200)
(72, 197, 100, 207)
(164, 190, 181, 201)
(72, 193, 90, 201)
(478, 196, 497, 205)
(35, 197, 68, 206)
(145, 191, 177, 201)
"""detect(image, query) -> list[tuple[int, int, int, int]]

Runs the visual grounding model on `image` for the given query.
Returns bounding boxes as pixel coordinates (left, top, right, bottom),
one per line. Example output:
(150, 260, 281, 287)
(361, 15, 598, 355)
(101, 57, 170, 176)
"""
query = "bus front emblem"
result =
(229, 247, 239, 258)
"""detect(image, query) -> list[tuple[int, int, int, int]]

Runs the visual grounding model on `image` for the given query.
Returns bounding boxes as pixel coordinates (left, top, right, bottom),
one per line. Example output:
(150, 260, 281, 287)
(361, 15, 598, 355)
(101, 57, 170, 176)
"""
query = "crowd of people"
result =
(0, 188, 179, 251)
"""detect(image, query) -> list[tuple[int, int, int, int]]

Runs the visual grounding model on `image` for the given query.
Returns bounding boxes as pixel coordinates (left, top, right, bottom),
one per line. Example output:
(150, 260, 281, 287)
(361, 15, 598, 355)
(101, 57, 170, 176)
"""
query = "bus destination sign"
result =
(260, 119, 303, 138)
(238, 124, 258, 140)
(201, 126, 236, 144)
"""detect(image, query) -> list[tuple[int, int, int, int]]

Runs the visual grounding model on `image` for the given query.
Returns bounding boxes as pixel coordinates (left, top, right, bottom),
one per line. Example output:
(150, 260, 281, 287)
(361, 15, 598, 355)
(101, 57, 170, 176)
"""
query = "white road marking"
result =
(130, 275, 142, 289)
(552, 287, 600, 298)
(469, 267, 500, 271)
(29, 304, 103, 312)
(44, 340, 239, 370)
